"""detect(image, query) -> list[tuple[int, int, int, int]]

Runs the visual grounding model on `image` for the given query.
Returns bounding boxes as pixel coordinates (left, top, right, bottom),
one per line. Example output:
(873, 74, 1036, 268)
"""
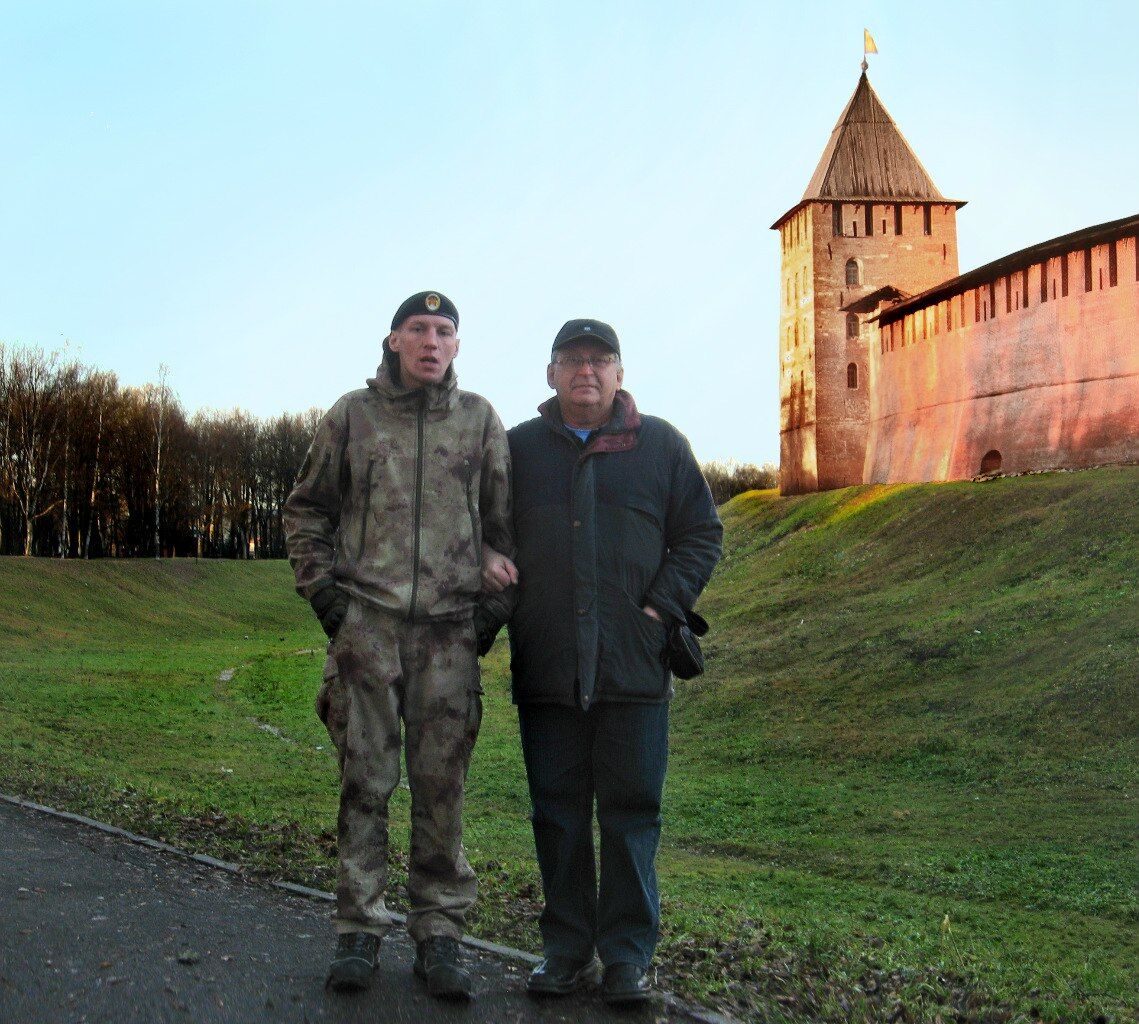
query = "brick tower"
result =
(772, 71, 965, 493)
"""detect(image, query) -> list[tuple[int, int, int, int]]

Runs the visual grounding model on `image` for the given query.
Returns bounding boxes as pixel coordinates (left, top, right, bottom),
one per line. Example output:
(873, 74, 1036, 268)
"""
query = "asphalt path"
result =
(0, 797, 721, 1024)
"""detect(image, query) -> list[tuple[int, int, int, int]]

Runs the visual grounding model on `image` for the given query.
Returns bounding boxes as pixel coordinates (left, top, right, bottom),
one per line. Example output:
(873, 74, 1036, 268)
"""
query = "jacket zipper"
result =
(408, 398, 426, 621)
(358, 458, 374, 557)
(466, 463, 479, 554)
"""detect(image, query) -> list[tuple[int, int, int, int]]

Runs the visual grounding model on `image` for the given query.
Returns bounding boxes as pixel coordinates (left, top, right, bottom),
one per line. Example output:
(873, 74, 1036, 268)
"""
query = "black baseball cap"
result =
(391, 291, 459, 330)
(551, 318, 620, 357)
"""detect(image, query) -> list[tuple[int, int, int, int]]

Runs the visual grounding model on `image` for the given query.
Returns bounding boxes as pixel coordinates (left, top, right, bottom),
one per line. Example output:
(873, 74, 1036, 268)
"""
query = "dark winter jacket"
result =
(506, 391, 722, 708)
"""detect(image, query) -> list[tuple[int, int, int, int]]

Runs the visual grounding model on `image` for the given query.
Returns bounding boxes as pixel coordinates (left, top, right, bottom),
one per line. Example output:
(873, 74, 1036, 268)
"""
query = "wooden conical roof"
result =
(772, 72, 964, 229)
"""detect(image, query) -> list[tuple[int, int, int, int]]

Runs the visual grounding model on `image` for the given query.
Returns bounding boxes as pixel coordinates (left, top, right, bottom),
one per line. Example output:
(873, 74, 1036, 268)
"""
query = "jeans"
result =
(517, 700, 669, 967)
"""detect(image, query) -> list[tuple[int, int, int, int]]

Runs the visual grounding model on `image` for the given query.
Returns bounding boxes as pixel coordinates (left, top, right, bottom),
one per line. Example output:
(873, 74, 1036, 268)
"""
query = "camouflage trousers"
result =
(316, 600, 483, 942)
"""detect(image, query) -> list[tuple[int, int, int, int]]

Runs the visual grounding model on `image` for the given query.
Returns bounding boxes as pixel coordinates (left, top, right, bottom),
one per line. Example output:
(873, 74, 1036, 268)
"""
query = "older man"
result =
(285, 291, 512, 1000)
(482, 318, 722, 1004)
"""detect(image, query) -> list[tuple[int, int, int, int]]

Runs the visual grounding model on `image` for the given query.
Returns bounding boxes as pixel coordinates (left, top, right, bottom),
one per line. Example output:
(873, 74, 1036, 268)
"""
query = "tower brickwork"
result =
(773, 72, 964, 493)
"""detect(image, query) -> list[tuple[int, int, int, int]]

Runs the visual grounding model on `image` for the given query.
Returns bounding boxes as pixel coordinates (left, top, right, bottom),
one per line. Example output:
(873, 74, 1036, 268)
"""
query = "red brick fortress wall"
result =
(865, 234, 1139, 481)
(811, 201, 959, 491)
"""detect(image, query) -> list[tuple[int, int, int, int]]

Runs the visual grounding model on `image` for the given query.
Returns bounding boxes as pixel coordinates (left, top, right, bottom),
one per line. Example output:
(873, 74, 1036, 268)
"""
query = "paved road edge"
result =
(0, 791, 737, 1024)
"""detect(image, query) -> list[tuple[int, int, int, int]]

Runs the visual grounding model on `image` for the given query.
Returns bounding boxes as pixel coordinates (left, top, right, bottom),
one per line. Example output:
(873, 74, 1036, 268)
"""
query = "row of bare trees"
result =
(0, 345, 319, 558)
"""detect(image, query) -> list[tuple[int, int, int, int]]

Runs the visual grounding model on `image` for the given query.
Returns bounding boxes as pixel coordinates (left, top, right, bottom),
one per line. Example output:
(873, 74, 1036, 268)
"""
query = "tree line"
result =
(0, 345, 318, 558)
(1, 344, 777, 558)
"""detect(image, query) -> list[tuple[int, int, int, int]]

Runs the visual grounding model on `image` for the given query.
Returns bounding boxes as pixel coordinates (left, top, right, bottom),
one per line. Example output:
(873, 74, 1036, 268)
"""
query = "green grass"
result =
(1, 467, 1136, 1023)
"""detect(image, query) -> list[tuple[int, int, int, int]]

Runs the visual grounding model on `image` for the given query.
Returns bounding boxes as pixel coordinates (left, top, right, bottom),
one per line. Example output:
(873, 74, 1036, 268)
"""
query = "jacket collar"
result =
(367, 354, 458, 413)
(538, 390, 641, 457)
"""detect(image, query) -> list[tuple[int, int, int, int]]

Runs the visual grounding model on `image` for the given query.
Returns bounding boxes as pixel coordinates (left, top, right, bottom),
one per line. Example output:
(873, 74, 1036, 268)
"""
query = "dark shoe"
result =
(325, 931, 381, 992)
(602, 963, 653, 1005)
(414, 936, 473, 1000)
(526, 955, 602, 996)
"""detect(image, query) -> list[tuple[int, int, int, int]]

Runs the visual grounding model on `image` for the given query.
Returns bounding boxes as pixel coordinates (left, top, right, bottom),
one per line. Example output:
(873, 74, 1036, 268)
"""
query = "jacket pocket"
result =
(465, 461, 481, 554)
(598, 587, 670, 699)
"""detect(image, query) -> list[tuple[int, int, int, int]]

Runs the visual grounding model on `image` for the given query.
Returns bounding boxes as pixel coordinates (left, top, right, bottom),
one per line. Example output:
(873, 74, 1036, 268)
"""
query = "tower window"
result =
(832, 203, 844, 237)
(1061, 254, 1069, 296)
(947, 300, 953, 330)
(1040, 261, 1049, 302)
(1022, 269, 1029, 306)
(864, 204, 873, 236)
(989, 281, 997, 317)
(846, 313, 859, 338)
(1005, 277, 1012, 314)
(923, 205, 932, 235)
(845, 259, 860, 286)
(894, 204, 902, 234)
(794, 323, 799, 347)
(1084, 248, 1093, 291)
(1109, 242, 1118, 286)
(847, 363, 858, 389)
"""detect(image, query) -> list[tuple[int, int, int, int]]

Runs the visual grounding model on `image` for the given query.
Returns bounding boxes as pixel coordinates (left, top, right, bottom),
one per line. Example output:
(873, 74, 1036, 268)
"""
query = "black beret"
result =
(552, 318, 620, 357)
(391, 291, 459, 330)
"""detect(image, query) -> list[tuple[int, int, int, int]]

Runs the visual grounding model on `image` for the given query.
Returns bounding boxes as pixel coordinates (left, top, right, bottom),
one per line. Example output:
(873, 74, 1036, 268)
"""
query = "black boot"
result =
(326, 931, 381, 992)
(413, 936, 473, 1000)
(602, 963, 653, 1005)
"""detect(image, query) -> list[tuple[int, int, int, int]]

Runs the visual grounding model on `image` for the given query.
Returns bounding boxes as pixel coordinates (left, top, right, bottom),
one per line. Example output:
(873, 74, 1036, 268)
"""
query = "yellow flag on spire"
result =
(864, 29, 879, 54)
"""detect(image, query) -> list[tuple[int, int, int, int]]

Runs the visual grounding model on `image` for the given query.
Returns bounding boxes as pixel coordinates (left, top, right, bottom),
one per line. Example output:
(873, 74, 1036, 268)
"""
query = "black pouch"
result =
(665, 609, 710, 680)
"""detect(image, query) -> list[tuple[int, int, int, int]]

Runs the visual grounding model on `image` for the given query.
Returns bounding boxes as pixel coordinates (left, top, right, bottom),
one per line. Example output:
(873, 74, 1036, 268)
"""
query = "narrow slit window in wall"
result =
(847, 363, 858, 389)
(1022, 269, 1029, 307)
(923, 205, 932, 235)
(846, 313, 859, 338)
(1061, 253, 1069, 296)
(845, 259, 860, 286)
(894, 204, 903, 234)
(833, 203, 843, 237)
(864, 204, 873, 236)
(1041, 261, 1049, 302)
(1084, 248, 1093, 291)
(1108, 241, 1118, 286)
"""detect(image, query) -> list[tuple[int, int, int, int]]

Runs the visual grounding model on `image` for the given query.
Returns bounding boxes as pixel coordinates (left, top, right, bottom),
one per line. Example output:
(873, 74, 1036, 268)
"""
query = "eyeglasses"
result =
(553, 354, 619, 370)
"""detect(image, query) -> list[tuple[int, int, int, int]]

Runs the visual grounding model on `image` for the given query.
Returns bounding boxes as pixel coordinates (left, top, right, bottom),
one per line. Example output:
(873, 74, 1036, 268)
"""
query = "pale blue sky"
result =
(3, 1, 1136, 464)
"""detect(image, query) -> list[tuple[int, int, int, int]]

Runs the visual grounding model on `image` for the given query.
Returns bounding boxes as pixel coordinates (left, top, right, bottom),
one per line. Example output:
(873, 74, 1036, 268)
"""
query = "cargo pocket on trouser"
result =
(316, 653, 350, 769)
(465, 620, 485, 753)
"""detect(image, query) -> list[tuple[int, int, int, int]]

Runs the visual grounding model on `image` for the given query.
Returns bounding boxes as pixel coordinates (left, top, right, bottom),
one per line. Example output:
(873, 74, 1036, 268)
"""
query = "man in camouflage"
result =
(284, 291, 514, 999)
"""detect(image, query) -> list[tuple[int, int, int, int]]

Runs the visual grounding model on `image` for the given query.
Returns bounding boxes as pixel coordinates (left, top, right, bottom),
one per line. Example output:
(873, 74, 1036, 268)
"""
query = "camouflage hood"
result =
(368, 352, 459, 414)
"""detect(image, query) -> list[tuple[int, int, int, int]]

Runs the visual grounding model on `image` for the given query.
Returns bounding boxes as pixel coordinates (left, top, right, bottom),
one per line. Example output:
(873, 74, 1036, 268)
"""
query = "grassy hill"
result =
(1, 467, 1135, 1022)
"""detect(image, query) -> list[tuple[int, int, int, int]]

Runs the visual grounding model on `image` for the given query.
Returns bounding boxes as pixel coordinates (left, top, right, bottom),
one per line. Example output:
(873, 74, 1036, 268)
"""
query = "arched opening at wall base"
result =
(980, 449, 1003, 474)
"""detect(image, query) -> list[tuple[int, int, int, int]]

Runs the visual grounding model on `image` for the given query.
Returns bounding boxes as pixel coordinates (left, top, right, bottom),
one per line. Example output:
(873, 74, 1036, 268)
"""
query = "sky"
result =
(2, 1, 1137, 465)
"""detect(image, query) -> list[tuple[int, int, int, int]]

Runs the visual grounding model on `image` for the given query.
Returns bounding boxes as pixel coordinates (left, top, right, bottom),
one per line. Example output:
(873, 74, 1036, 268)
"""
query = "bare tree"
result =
(2, 347, 69, 555)
(149, 364, 171, 558)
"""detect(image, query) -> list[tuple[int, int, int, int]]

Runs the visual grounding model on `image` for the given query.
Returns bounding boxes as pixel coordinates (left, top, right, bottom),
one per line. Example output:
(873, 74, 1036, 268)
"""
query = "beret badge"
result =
(425, 293, 442, 312)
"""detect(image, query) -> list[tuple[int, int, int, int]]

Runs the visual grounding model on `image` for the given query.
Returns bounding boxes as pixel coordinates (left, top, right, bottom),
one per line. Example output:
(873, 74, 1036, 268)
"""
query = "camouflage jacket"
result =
(284, 359, 512, 622)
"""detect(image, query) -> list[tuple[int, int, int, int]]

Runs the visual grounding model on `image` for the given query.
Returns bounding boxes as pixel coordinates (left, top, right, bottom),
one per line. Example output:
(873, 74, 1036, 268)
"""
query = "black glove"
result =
(472, 606, 501, 657)
(310, 585, 349, 639)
